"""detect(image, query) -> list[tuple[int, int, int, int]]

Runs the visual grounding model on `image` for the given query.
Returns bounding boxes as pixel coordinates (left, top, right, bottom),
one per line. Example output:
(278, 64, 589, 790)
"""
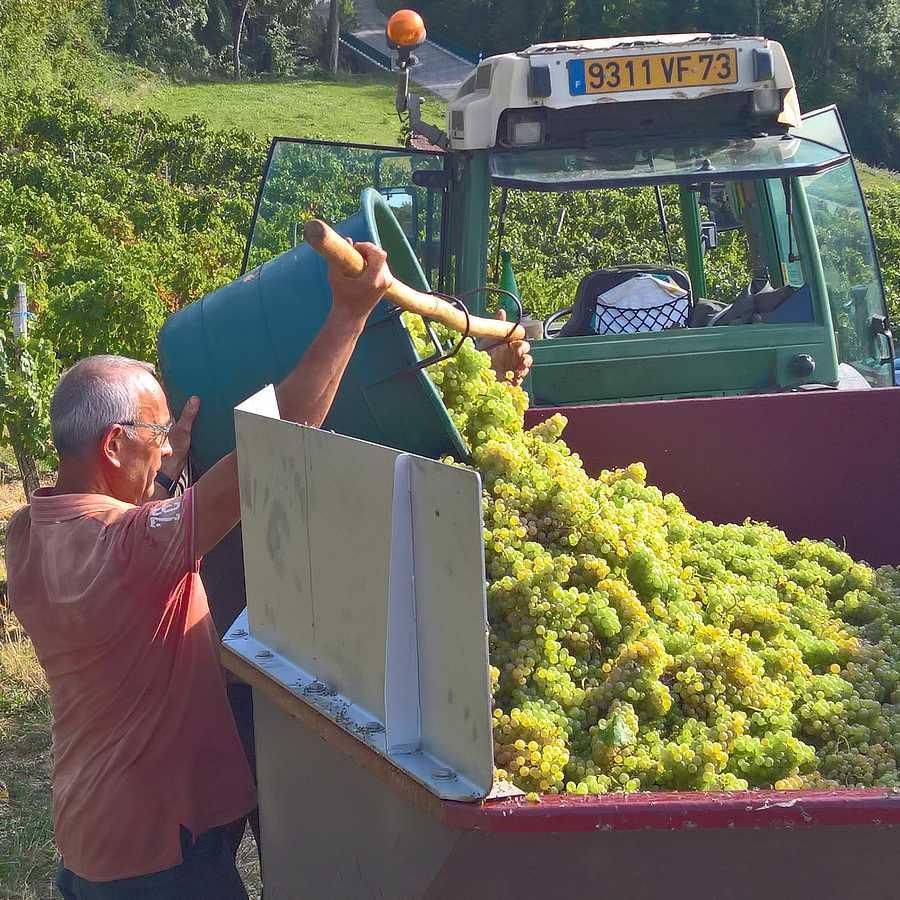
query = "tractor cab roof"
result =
(523, 32, 739, 55)
(448, 34, 799, 152)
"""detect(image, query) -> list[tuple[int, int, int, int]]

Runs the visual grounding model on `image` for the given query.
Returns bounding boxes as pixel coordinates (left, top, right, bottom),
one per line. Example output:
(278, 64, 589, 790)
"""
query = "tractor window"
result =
(489, 185, 698, 321)
(489, 135, 848, 191)
(764, 180, 804, 288)
(243, 139, 446, 288)
(803, 161, 893, 385)
(490, 184, 760, 329)
(699, 183, 755, 302)
(794, 106, 849, 154)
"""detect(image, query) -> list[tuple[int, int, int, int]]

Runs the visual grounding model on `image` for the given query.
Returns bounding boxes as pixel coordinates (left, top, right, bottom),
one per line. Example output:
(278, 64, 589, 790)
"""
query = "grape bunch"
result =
(406, 317, 900, 795)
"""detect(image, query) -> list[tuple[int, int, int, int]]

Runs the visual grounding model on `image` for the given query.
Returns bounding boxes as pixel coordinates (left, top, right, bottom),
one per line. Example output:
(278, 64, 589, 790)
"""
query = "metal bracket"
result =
(225, 609, 485, 799)
(384, 455, 421, 751)
(408, 94, 450, 149)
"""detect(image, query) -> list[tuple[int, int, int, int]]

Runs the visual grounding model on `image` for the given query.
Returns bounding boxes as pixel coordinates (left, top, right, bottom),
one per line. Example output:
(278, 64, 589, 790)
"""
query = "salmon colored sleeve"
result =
(118, 487, 198, 589)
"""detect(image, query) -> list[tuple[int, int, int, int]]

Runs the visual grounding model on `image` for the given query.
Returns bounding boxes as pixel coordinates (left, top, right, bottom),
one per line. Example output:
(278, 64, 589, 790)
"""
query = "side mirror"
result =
(700, 221, 719, 254)
(704, 183, 742, 232)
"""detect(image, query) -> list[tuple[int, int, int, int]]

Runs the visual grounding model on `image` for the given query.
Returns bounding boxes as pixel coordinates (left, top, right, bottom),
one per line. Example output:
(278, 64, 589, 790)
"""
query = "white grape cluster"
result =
(407, 318, 900, 795)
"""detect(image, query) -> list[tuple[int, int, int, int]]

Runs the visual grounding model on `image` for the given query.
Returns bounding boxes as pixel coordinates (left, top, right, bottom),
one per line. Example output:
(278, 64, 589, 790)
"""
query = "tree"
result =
(765, 0, 900, 164)
(105, 0, 212, 75)
(231, 0, 254, 79)
(322, 0, 340, 74)
(0, 308, 58, 499)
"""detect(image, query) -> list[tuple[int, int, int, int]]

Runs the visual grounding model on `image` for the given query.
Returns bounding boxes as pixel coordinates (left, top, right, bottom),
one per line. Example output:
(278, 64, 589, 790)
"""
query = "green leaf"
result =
(608, 712, 636, 747)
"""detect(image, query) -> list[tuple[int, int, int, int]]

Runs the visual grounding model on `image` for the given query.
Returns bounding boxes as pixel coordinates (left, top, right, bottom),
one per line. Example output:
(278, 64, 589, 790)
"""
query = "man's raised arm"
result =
(192, 241, 393, 559)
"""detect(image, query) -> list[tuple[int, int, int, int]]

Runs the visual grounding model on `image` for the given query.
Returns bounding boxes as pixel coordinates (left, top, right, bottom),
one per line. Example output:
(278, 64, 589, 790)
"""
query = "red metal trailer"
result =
(223, 386, 900, 900)
(226, 660, 900, 899)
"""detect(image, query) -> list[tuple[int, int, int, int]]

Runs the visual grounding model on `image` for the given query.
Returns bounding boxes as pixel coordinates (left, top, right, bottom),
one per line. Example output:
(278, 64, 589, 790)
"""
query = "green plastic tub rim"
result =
(358, 187, 431, 293)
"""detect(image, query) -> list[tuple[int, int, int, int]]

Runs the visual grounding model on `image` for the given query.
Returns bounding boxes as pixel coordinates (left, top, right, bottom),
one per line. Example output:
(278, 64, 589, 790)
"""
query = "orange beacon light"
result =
(386, 9, 427, 50)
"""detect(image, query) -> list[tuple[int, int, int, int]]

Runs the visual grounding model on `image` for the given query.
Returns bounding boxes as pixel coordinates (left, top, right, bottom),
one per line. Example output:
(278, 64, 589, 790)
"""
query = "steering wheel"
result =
(708, 281, 798, 327)
(543, 305, 574, 339)
(707, 306, 733, 327)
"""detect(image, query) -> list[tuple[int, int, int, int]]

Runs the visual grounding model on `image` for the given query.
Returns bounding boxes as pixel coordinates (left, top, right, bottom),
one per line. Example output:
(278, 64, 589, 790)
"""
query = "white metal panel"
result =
(226, 608, 487, 800)
(236, 408, 396, 721)
(409, 456, 493, 792)
(232, 391, 495, 797)
(385, 454, 421, 753)
(236, 412, 316, 659)
(235, 383, 279, 418)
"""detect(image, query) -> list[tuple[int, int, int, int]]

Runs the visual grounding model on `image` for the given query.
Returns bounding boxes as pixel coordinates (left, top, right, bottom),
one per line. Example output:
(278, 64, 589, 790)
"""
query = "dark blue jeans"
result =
(56, 827, 248, 900)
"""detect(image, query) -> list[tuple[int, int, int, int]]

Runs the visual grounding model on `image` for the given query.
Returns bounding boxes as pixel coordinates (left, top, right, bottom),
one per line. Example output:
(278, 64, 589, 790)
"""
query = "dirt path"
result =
(0, 696, 55, 899)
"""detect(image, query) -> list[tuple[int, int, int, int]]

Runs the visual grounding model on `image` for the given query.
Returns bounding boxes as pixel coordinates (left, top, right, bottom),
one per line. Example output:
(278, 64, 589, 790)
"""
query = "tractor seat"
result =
(544, 265, 693, 339)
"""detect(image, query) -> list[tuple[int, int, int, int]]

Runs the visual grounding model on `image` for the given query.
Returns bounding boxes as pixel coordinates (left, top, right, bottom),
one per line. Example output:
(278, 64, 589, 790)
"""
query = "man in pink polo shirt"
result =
(5, 243, 393, 898)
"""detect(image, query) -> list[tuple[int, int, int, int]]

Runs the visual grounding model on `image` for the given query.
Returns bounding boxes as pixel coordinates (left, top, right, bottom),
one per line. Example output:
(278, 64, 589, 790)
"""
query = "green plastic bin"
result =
(158, 189, 467, 472)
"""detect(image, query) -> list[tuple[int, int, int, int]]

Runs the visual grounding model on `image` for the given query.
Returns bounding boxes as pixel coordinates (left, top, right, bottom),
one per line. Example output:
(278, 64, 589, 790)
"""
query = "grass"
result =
(90, 47, 895, 177)
(0, 692, 55, 900)
(107, 71, 448, 146)
(106, 70, 898, 180)
(1, 497, 54, 900)
(1, 467, 54, 898)
(72, 51, 161, 101)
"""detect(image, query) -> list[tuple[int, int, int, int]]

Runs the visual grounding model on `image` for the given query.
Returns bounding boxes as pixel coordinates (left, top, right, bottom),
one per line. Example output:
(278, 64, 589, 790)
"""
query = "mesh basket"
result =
(591, 295, 689, 335)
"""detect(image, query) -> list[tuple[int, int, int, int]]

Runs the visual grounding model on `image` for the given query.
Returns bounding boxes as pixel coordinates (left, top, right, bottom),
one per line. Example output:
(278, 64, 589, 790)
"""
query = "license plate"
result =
(568, 49, 738, 95)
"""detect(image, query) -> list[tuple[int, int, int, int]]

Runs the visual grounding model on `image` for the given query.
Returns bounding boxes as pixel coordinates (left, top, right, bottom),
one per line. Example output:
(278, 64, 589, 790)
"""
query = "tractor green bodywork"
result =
(241, 107, 893, 406)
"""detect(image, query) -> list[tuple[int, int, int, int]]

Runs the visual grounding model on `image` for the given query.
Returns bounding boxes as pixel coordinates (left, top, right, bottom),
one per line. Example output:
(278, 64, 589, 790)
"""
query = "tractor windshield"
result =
(487, 110, 891, 389)
(489, 134, 848, 191)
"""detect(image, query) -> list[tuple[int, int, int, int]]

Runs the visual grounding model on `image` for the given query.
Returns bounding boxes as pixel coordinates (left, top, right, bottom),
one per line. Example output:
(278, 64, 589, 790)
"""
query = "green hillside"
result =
(859, 163, 900, 193)
(108, 73, 447, 146)
(98, 66, 894, 189)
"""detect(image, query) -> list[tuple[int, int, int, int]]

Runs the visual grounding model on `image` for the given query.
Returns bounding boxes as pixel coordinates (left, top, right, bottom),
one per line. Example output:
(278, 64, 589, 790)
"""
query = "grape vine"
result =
(0, 90, 263, 468)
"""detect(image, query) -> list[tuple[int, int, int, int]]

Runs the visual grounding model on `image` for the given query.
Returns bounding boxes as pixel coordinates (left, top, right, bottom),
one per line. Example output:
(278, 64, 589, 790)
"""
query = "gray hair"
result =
(50, 355, 159, 457)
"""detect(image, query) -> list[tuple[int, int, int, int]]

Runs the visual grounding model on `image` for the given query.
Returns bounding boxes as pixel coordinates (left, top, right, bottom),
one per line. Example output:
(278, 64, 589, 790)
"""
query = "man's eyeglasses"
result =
(118, 420, 173, 443)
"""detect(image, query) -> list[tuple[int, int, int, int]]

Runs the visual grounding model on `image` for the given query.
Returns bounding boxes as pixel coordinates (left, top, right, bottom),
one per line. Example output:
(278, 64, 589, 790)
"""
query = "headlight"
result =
(510, 121, 544, 146)
(504, 111, 546, 147)
(751, 88, 781, 116)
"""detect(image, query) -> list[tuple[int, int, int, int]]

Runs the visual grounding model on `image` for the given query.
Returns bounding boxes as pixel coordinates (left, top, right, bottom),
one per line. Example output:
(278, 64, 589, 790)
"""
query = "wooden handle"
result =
(303, 219, 526, 343)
